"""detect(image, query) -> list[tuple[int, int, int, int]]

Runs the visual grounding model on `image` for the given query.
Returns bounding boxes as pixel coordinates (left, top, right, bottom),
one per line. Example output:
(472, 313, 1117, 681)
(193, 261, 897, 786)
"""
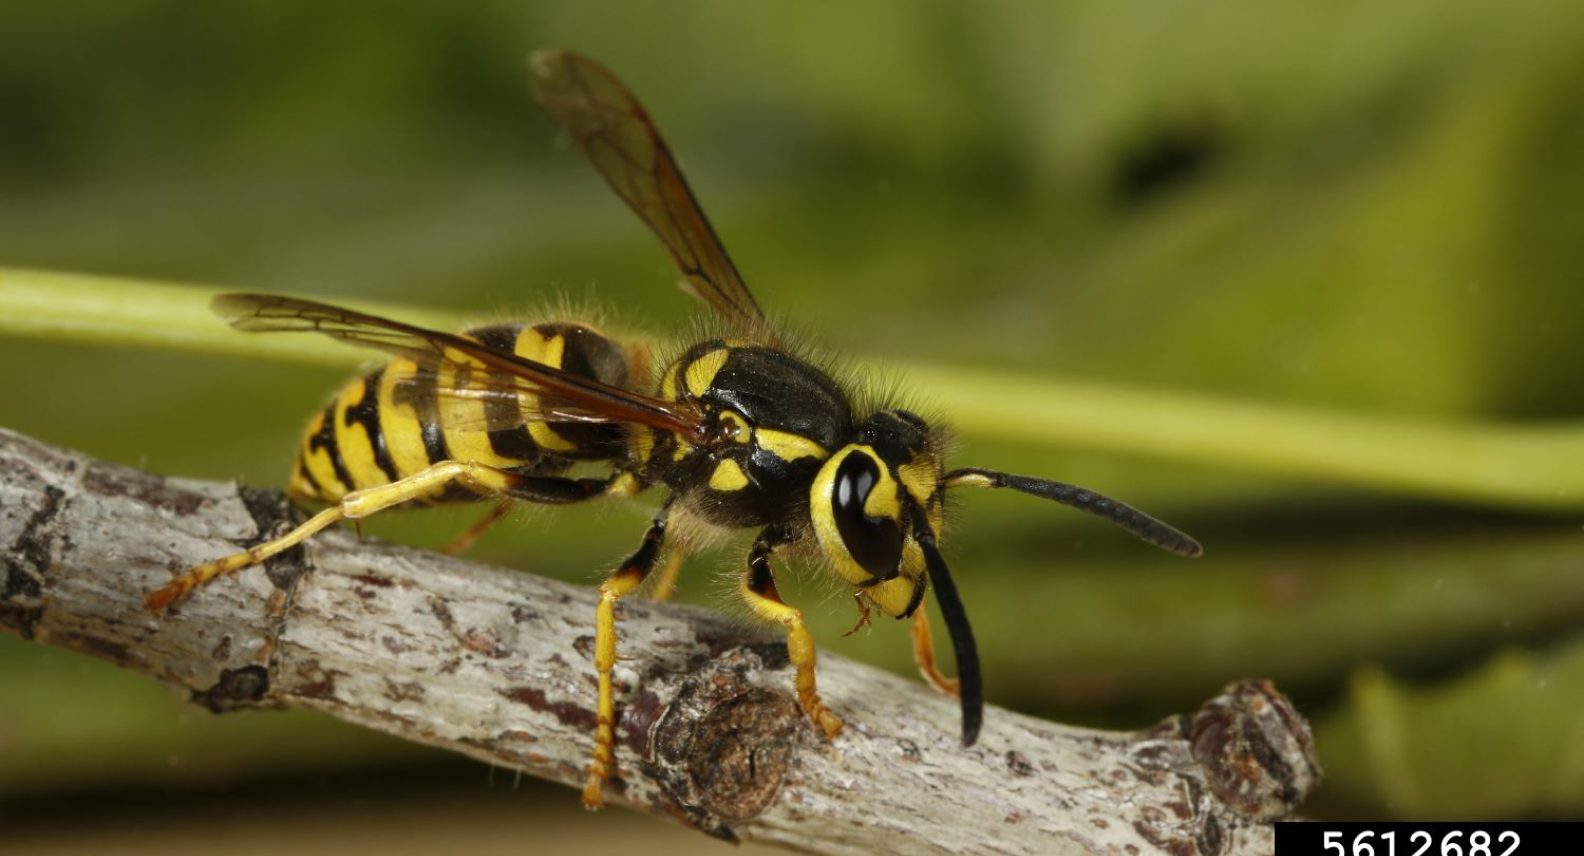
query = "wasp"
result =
(145, 50, 1203, 809)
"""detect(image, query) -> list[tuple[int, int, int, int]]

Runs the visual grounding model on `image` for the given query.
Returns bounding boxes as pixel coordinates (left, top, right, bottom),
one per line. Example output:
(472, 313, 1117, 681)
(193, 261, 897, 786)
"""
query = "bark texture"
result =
(0, 427, 1320, 855)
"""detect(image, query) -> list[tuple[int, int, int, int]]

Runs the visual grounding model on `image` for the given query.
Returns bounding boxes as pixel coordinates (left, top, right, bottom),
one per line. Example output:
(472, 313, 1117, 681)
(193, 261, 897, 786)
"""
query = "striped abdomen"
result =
(288, 321, 632, 505)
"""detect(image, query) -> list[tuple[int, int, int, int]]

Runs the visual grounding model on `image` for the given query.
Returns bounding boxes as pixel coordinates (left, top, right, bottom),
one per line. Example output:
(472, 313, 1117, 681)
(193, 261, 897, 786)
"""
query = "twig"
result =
(0, 427, 1318, 855)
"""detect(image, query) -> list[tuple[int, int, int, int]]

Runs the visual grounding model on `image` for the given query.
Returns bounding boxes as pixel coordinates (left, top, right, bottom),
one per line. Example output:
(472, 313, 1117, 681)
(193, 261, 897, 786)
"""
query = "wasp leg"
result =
(440, 500, 513, 556)
(740, 527, 844, 739)
(584, 503, 671, 810)
(145, 504, 347, 613)
(646, 549, 686, 603)
(841, 592, 872, 638)
(147, 462, 632, 613)
(910, 602, 961, 697)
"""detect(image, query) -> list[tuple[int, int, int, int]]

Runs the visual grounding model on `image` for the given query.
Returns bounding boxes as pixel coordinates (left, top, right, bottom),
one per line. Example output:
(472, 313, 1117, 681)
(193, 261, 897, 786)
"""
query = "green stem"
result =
(0, 267, 458, 367)
(913, 366, 1584, 511)
(6, 266, 1584, 511)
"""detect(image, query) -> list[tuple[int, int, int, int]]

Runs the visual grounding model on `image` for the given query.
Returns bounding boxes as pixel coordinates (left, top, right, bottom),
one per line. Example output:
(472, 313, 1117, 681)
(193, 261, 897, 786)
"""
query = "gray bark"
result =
(0, 427, 1319, 855)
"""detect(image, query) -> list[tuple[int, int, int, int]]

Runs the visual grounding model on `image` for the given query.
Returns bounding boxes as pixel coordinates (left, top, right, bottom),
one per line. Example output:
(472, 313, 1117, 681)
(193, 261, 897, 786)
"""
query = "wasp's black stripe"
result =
(295, 458, 326, 496)
(469, 325, 542, 462)
(391, 369, 450, 465)
(542, 323, 597, 377)
(306, 403, 356, 493)
(470, 325, 522, 354)
(541, 324, 633, 456)
(487, 424, 540, 460)
(343, 368, 400, 482)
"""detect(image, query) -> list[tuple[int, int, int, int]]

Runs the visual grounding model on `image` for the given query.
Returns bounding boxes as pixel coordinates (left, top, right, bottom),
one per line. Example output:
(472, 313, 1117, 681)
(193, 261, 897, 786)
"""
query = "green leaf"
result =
(1314, 643, 1584, 818)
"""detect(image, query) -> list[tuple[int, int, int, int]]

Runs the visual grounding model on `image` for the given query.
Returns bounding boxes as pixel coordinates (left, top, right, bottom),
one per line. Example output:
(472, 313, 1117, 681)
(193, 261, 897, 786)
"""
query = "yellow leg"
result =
(584, 510, 669, 810)
(646, 549, 685, 603)
(740, 530, 843, 738)
(440, 500, 512, 555)
(910, 602, 960, 697)
(145, 505, 345, 612)
(148, 461, 613, 613)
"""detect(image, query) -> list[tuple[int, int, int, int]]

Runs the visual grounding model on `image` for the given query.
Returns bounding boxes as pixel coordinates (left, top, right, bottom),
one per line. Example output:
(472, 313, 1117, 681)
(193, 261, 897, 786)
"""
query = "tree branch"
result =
(0, 427, 1318, 855)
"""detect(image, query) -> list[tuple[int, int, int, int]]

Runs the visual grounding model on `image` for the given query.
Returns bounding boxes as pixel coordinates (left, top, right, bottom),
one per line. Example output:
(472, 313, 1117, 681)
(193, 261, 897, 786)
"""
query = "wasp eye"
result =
(832, 453, 903, 580)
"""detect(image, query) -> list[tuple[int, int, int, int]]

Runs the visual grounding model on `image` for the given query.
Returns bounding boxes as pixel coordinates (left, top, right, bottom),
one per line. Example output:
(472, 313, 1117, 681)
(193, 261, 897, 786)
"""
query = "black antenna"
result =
(913, 508, 983, 746)
(944, 468, 1203, 557)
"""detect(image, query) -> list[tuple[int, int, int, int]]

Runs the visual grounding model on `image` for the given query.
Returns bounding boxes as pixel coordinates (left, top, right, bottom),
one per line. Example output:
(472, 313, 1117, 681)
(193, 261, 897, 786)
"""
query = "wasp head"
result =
(809, 409, 945, 616)
(810, 408, 983, 743)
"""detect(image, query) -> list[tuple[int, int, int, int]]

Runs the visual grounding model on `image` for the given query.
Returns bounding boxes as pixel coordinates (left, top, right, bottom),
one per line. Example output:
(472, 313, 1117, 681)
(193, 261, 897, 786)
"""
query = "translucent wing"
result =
(529, 50, 769, 334)
(421, 382, 615, 423)
(405, 373, 630, 435)
(213, 293, 708, 442)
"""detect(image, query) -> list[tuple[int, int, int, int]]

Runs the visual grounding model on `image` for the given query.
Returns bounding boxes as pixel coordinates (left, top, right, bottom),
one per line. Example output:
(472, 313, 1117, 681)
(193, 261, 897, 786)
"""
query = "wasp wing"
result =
(213, 293, 707, 442)
(529, 50, 769, 335)
(419, 382, 624, 426)
(402, 373, 643, 438)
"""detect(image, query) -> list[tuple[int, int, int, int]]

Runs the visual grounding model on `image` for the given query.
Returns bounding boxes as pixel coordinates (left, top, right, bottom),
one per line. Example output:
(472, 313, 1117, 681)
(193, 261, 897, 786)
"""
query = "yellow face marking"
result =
(888, 462, 940, 593)
(684, 348, 730, 398)
(861, 451, 903, 521)
(709, 458, 751, 492)
(897, 458, 939, 511)
(810, 446, 880, 588)
(756, 428, 828, 462)
(671, 438, 694, 462)
(865, 574, 920, 618)
(811, 445, 932, 600)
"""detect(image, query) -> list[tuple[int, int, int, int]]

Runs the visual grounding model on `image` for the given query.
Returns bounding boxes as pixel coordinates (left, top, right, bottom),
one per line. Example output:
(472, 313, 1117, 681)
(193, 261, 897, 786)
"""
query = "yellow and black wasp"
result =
(145, 50, 1203, 809)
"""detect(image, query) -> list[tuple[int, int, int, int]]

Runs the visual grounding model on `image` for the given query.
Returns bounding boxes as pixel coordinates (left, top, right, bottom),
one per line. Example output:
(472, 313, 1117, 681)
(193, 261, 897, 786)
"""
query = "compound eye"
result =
(831, 452, 903, 580)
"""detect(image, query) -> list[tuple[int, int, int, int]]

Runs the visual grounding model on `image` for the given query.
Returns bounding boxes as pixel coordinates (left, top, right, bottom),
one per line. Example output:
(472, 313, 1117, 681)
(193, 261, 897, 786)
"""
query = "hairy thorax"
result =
(637, 340, 853, 531)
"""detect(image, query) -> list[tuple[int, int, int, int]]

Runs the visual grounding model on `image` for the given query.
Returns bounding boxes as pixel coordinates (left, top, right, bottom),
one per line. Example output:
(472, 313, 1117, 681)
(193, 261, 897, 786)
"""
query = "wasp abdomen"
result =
(288, 321, 631, 505)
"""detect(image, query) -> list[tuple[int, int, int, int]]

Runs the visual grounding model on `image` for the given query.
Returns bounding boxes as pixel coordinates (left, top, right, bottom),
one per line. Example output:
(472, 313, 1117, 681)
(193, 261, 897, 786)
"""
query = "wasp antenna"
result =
(913, 509, 983, 746)
(944, 468, 1203, 558)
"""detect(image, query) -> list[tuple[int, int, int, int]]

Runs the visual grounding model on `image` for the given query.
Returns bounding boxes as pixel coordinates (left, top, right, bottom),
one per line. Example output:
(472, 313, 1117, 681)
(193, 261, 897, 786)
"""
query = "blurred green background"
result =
(5, 0, 1584, 846)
